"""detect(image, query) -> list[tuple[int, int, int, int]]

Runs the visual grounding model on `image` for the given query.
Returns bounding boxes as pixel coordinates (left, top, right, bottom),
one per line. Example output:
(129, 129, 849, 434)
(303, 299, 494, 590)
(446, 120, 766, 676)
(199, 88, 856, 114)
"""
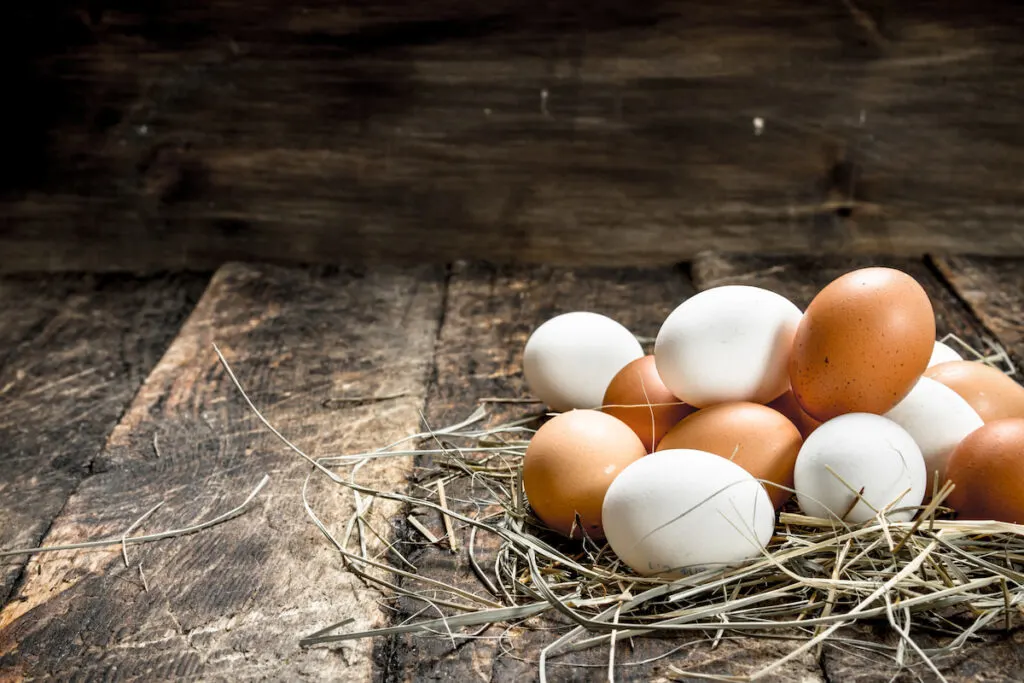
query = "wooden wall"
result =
(3, 1, 1024, 272)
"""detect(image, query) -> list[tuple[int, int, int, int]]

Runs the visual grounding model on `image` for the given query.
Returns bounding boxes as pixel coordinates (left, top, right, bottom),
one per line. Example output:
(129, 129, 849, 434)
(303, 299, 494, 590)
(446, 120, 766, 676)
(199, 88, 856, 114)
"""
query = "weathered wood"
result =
(378, 263, 822, 682)
(0, 272, 207, 608)
(691, 252, 1022, 683)
(931, 256, 1024, 372)
(4, 2, 1024, 272)
(0, 263, 445, 680)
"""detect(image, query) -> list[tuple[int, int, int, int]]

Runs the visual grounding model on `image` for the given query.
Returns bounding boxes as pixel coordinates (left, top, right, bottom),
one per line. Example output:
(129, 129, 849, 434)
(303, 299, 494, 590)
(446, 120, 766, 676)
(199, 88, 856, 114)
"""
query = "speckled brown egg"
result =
(924, 360, 1024, 423)
(655, 402, 802, 509)
(523, 409, 647, 539)
(789, 267, 935, 421)
(945, 418, 1024, 523)
(602, 355, 696, 452)
(767, 388, 823, 439)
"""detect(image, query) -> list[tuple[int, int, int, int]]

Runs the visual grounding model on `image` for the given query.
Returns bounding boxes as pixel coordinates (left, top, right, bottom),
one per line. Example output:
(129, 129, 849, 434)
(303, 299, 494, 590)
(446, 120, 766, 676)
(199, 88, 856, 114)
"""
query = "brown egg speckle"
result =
(789, 267, 935, 421)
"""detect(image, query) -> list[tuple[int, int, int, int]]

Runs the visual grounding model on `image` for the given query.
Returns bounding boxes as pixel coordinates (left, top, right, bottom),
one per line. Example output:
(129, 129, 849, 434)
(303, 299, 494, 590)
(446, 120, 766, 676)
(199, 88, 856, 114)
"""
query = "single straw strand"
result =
(0, 475, 270, 558)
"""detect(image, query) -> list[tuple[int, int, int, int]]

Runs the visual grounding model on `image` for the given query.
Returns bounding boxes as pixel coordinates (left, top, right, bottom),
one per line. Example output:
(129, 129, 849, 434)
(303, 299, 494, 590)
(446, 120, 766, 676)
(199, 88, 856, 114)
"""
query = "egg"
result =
(656, 402, 801, 509)
(924, 360, 1024, 422)
(883, 377, 983, 495)
(523, 410, 646, 538)
(602, 449, 775, 576)
(654, 286, 803, 408)
(523, 312, 644, 412)
(928, 340, 963, 368)
(794, 413, 926, 523)
(945, 418, 1024, 523)
(602, 355, 695, 452)
(767, 389, 823, 439)
(789, 267, 935, 421)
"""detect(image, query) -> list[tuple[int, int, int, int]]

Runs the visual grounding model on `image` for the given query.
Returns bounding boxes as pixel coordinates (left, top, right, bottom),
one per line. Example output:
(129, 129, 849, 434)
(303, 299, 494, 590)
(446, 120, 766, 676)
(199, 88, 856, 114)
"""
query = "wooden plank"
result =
(931, 256, 1024, 371)
(690, 253, 1022, 683)
(0, 263, 445, 680)
(378, 263, 823, 682)
(4, 2, 1024, 272)
(0, 272, 208, 608)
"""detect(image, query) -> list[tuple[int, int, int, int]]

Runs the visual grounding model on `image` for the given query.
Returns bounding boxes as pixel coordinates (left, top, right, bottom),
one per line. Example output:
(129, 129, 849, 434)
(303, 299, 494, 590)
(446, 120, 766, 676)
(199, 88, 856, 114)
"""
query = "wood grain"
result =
(0, 272, 207, 608)
(931, 256, 1024, 372)
(4, 1, 1024, 272)
(0, 263, 445, 680)
(691, 252, 1024, 683)
(377, 263, 822, 682)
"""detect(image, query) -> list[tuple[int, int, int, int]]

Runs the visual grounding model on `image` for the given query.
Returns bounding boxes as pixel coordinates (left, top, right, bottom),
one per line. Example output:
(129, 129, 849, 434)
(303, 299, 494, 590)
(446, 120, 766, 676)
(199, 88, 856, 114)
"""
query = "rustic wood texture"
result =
(377, 263, 822, 682)
(4, 1, 1024, 272)
(691, 253, 1024, 683)
(931, 256, 1024, 372)
(0, 263, 445, 680)
(0, 272, 207, 608)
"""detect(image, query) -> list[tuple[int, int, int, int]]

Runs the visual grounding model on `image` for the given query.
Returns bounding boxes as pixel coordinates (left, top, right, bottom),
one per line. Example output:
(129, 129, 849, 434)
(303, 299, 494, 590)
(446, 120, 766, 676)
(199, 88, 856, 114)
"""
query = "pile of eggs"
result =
(520, 267, 1024, 577)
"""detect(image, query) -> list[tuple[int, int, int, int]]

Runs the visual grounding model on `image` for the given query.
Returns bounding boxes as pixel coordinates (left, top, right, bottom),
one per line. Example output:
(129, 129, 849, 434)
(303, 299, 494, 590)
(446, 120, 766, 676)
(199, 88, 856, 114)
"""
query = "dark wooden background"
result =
(3, 0, 1024, 273)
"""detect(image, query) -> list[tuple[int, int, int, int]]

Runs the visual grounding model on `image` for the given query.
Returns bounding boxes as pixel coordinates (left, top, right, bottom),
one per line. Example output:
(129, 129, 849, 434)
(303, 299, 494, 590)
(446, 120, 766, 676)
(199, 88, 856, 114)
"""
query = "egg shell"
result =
(883, 377, 984, 495)
(602, 355, 695, 452)
(945, 418, 1024, 523)
(924, 360, 1024, 423)
(794, 413, 926, 523)
(789, 267, 935, 421)
(523, 312, 644, 412)
(767, 389, 823, 440)
(523, 409, 646, 538)
(656, 402, 802, 509)
(928, 340, 963, 368)
(654, 286, 803, 408)
(602, 449, 775, 576)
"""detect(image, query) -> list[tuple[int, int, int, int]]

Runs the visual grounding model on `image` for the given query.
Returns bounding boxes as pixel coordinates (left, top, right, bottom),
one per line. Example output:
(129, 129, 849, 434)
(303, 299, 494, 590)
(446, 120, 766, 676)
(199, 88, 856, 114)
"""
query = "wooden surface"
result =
(5, 1, 1024, 272)
(0, 263, 445, 680)
(2, 256, 1024, 681)
(0, 272, 207, 606)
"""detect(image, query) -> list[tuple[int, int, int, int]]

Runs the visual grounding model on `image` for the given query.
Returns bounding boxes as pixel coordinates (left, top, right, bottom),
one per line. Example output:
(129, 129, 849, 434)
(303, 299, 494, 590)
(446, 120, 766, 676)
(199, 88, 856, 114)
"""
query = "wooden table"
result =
(2, 255, 1023, 682)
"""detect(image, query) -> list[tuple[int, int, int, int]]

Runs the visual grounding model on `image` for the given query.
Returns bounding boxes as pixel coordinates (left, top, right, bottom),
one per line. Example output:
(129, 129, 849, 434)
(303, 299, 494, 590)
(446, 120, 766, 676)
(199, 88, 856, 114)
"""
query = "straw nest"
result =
(209, 339, 1024, 683)
(6, 340, 1017, 682)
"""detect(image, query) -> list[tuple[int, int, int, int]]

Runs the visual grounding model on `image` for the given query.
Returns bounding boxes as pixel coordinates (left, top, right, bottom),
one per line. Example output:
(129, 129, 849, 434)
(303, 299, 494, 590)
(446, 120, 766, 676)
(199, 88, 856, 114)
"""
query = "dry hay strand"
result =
(211, 347, 1024, 683)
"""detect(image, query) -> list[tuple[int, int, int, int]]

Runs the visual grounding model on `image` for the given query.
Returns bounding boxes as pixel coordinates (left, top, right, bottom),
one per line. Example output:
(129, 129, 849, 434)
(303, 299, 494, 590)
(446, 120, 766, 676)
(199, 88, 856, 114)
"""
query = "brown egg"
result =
(789, 267, 935, 421)
(767, 389, 822, 439)
(945, 418, 1024, 522)
(924, 360, 1024, 423)
(655, 402, 802, 509)
(602, 355, 696, 452)
(523, 409, 646, 538)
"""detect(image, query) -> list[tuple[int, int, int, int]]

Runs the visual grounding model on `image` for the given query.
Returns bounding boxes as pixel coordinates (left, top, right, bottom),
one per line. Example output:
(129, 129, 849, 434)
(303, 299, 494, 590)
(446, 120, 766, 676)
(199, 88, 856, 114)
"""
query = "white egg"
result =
(794, 413, 926, 523)
(927, 340, 963, 368)
(884, 377, 983, 494)
(654, 286, 802, 408)
(523, 312, 643, 412)
(602, 449, 774, 575)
